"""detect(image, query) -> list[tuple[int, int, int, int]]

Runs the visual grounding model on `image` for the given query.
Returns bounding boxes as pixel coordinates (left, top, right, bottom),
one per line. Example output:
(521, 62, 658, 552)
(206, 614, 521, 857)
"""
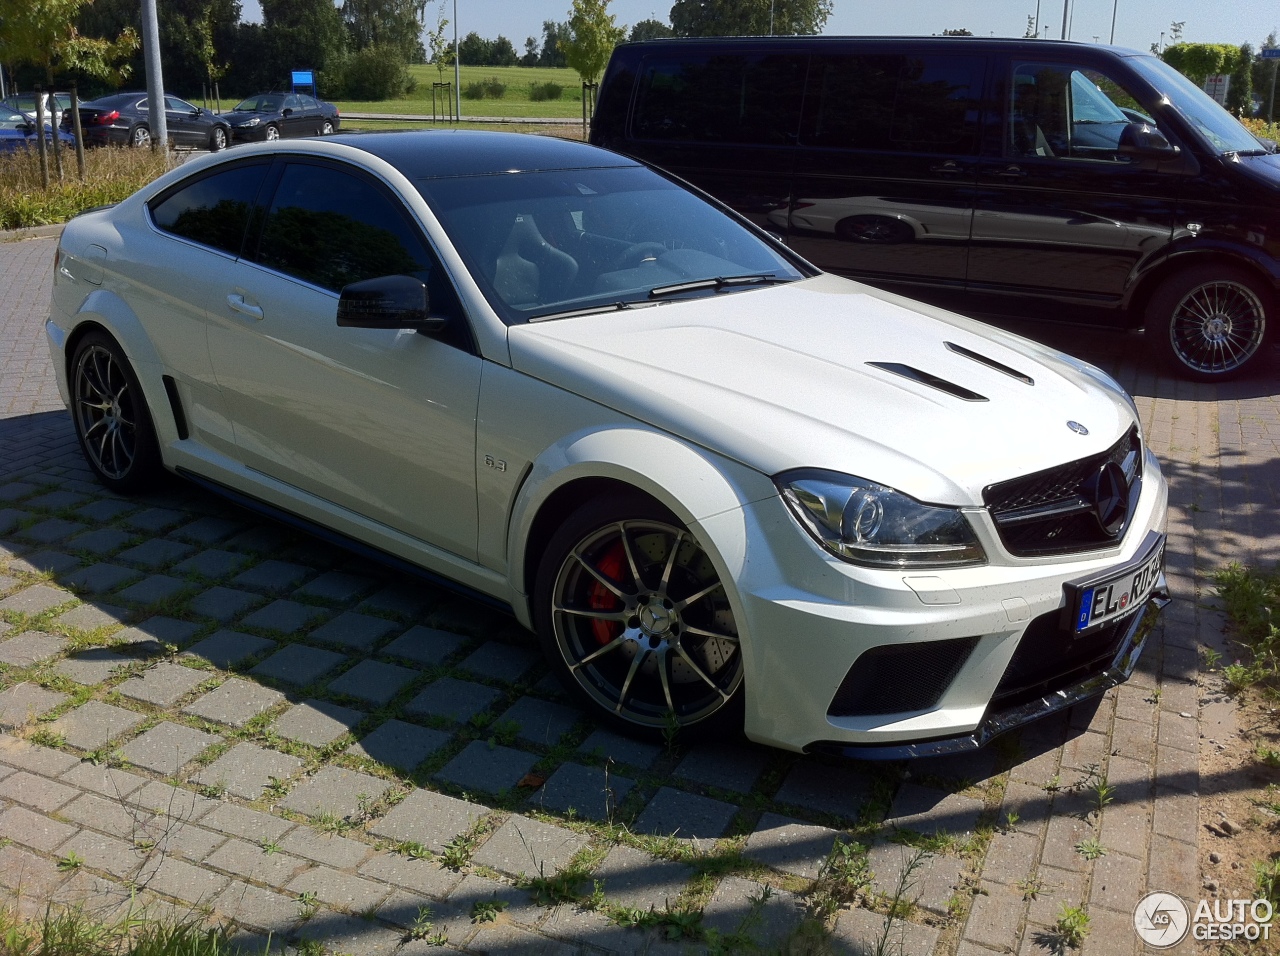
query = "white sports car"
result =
(47, 130, 1168, 756)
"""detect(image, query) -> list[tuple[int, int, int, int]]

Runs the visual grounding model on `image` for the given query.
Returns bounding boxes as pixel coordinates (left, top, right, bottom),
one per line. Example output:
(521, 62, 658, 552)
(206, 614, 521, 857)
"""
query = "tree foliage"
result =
(262, 0, 346, 83)
(1161, 42, 1246, 85)
(563, 0, 624, 85)
(629, 18, 674, 42)
(941, 28, 972, 36)
(341, 0, 424, 62)
(539, 20, 571, 67)
(0, 0, 138, 86)
(424, 0, 452, 81)
(669, 0, 831, 37)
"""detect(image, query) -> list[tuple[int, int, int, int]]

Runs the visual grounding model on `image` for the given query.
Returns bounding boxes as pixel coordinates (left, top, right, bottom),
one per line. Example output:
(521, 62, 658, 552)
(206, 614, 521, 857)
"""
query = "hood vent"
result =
(866, 362, 988, 402)
(944, 342, 1035, 385)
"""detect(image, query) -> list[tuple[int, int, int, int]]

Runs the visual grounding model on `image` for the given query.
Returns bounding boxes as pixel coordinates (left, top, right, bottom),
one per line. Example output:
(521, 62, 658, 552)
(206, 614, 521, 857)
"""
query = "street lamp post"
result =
(1109, 0, 1118, 44)
(453, 0, 460, 119)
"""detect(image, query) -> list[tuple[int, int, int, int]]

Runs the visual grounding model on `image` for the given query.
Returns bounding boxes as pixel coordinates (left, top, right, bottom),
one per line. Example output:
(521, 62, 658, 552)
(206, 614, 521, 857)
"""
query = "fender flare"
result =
(505, 425, 773, 627)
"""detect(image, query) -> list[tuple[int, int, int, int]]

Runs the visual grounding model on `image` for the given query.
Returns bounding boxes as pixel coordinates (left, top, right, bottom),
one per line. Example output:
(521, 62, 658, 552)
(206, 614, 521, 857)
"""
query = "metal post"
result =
(1060, 0, 1069, 39)
(140, 0, 168, 147)
(1271, 60, 1278, 123)
(1034, 0, 1041, 37)
(1109, 0, 1118, 44)
(33, 87, 49, 189)
(70, 85, 86, 181)
(452, 0, 460, 120)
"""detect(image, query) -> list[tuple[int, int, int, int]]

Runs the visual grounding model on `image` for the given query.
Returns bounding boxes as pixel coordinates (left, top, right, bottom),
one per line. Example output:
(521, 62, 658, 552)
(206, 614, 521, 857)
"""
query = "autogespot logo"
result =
(1133, 892, 1190, 947)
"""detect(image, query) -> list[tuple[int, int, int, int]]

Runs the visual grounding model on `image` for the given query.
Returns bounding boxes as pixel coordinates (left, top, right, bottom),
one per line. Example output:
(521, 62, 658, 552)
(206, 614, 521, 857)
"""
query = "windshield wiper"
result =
(648, 273, 789, 298)
(528, 300, 660, 323)
(1226, 148, 1271, 158)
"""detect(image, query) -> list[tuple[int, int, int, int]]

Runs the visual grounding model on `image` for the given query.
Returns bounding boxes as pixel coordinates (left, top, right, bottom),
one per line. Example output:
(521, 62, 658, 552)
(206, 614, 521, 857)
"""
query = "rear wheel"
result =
(534, 494, 744, 741)
(69, 332, 163, 494)
(1148, 265, 1272, 381)
(129, 125, 150, 148)
(322, 121, 334, 135)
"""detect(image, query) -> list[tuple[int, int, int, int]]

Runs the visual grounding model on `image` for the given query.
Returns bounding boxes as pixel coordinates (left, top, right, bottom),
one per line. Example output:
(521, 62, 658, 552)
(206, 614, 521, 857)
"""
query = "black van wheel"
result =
(1148, 265, 1272, 381)
(534, 493, 745, 742)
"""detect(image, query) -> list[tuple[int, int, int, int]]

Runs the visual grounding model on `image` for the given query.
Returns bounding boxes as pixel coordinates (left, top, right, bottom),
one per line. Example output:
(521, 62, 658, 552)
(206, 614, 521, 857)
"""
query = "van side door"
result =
(967, 57, 1177, 321)
(624, 50, 806, 235)
(789, 50, 985, 293)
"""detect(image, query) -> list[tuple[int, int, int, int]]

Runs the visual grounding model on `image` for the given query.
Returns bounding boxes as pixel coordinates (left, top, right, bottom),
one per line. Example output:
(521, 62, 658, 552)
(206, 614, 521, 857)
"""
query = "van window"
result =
(632, 54, 806, 145)
(1008, 63, 1161, 162)
(801, 54, 984, 154)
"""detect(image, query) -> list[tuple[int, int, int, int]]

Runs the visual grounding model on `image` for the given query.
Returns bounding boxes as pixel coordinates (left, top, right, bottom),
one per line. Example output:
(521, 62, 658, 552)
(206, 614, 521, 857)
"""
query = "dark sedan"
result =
(219, 92, 340, 143)
(65, 92, 230, 150)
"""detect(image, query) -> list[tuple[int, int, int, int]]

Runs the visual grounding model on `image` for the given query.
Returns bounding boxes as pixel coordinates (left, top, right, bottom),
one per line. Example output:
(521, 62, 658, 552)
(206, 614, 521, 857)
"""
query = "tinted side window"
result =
(256, 163, 436, 292)
(801, 54, 985, 154)
(632, 54, 806, 145)
(149, 163, 269, 255)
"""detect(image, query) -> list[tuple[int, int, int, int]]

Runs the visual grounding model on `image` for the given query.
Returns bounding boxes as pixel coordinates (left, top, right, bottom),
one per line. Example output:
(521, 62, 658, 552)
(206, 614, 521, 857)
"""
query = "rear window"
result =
(801, 54, 985, 154)
(632, 53, 806, 145)
(149, 163, 270, 256)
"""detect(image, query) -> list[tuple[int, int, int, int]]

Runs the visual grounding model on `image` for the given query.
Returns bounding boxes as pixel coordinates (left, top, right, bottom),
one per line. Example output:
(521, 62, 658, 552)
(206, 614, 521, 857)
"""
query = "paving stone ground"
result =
(1, 232, 1276, 954)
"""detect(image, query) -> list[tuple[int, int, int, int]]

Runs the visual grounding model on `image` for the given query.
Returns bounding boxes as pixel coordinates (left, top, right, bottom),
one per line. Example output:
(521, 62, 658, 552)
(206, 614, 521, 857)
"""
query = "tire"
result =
(533, 492, 745, 742)
(129, 125, 150, 148)
(264, 124, 280, 142)
(69, 332, 164, 494)
(1147, 265, 1273, 381)
(210, 126, 228, 151)
(322, 121, 334, 135)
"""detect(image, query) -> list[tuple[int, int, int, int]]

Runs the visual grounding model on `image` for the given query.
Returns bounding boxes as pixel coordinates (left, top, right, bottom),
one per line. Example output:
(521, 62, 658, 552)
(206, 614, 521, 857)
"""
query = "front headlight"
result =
(238, 117, 260, 127)
(776, 469, 986, 568)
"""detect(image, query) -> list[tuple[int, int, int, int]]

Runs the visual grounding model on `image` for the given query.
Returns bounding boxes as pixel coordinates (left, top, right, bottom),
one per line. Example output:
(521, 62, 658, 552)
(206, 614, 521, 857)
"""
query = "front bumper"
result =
(697, 447, 1169, 754)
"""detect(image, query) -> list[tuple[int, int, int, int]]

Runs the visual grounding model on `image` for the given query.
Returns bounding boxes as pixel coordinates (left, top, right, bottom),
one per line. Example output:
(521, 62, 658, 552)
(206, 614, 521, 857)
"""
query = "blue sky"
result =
(241, 0, 1276, 53)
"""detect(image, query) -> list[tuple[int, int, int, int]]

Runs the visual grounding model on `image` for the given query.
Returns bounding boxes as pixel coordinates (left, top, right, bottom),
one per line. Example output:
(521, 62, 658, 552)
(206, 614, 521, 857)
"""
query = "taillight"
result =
(94, 110, 119, 125)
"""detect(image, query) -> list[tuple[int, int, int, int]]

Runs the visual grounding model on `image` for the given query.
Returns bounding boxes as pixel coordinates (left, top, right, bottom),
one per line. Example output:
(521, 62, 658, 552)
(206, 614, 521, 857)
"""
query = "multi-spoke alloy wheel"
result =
(70, 334, 161, 493)
(538, 501, 743, 735)
(1150, 266, 1271, 381)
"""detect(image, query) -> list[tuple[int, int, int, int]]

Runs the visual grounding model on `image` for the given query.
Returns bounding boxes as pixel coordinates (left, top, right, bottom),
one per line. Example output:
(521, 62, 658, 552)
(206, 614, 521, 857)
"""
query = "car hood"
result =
(507, 275, 1135, 506)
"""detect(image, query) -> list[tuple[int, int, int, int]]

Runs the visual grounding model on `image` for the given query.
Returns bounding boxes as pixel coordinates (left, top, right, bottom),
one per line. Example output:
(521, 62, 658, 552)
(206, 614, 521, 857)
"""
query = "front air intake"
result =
(827, 636, 980, 717)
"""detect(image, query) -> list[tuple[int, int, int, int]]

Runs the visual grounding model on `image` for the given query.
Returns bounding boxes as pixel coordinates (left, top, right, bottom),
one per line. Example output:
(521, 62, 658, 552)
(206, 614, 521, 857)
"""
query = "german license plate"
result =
(1069, 533, 1165, 634)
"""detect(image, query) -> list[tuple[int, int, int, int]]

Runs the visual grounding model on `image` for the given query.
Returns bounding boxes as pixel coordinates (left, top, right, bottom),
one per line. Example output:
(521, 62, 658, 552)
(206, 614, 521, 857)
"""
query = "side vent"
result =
(944, 341, 1035, 385)
(866, 362, 988, 402)
(161, 375, 189, 440)
(827, 636, 980, 717)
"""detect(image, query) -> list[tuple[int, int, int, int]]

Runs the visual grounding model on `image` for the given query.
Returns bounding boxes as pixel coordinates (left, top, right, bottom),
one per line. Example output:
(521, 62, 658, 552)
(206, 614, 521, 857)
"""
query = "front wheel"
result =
(264, 124, 280, 142)
(69, 332, 164, 494)
(534, 494, 744, 741)
(1148, 265, 1272, 381)
(210, 126, 228, 151)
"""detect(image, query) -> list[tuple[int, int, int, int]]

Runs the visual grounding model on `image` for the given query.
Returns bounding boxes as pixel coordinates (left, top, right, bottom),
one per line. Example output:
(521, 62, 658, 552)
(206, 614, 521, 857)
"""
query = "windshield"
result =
(417, 166, 806, 325)
(1128, 55, 1261, 154)
(233, 95, 284, 113)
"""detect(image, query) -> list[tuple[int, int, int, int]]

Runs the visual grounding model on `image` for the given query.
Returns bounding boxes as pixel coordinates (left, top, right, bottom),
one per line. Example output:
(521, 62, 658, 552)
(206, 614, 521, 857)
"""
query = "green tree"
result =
(1255, 31, 1278, 119)
(941, 28, 973, 36)
(1161, 42, 1242, 85)
(521, 36, 539, 66)
(0, 0, 138, 90)
(629, 18, 674, 41)
(1227, 44, 1253, 115)
(490, 35, 518, 66)
(563, 0, 624, 85)
(424, 0, 452, 81)
(262, 0, 346, 89)
(539, 20, 570, 67)
(669, 0, 831, 37)
(341, 0, 425, 62)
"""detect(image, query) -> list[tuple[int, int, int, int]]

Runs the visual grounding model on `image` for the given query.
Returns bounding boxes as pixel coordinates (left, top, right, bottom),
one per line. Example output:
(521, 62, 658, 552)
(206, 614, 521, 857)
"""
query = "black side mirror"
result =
(282, 107, 293, 117)
(337, 275, 446, 332)
(1117, 122, 1178, 161)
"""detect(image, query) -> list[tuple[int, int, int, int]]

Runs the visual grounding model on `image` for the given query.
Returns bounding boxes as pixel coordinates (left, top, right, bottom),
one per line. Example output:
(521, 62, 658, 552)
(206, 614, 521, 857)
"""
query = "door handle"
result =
(998, 165, 1028, 180)
(226, 294, 263, 320)
(930, 160, 961, 175)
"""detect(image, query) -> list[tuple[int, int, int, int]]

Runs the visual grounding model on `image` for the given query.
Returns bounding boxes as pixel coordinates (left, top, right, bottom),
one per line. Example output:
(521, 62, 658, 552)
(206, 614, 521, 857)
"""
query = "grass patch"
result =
(0, 903, 260, 956)
(0, 146, 170, 230)
(1215, 563, 1280, 693)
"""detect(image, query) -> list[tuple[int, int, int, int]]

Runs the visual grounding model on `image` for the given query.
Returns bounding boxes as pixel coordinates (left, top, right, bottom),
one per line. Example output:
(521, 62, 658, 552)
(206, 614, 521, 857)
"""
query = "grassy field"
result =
(335, 64, 589, 119)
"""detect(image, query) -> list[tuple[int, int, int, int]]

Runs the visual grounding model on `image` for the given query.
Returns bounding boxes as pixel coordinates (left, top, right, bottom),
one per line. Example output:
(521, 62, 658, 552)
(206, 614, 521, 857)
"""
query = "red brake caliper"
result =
(588, 541, 626, 645)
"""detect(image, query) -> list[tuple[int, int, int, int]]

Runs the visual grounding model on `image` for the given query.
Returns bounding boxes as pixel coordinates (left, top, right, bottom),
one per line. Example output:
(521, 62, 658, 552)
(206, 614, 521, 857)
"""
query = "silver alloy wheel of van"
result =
(546, 513, 742, 730)
(1167, 279, 1266, 376)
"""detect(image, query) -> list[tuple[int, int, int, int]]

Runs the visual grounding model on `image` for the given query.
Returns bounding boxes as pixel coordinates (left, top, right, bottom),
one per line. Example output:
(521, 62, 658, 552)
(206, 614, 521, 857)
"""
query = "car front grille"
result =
(983, 426, 1142, 557)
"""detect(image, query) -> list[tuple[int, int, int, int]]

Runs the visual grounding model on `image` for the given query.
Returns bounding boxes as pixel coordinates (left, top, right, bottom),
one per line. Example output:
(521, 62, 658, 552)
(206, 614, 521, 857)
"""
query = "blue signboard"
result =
(292, 70, 315, 86)
(1262, 48, 1280, 59)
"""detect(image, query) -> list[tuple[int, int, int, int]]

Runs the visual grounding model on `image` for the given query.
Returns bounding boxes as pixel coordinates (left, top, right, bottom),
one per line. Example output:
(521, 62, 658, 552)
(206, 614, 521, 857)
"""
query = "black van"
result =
(590, 37, 1280, 381)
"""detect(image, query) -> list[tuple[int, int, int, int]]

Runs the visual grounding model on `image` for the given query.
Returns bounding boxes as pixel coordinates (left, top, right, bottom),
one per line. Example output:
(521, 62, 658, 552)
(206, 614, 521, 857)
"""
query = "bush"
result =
(0, 145, 168, 229)
(462, 77, 506, 100)
(337, 46, 413, 100)
(529, 81, 564, 102)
